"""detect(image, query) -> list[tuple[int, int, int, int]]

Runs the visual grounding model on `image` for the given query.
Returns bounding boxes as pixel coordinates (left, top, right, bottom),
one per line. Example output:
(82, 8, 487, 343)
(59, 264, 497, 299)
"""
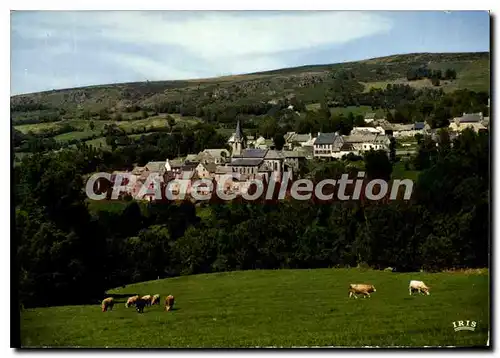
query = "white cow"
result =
(409, 280, 430, 296)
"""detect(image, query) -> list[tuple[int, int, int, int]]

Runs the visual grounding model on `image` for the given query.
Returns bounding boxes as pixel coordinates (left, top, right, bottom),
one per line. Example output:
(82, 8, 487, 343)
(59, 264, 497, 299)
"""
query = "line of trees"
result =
(406, 67, 457, 82)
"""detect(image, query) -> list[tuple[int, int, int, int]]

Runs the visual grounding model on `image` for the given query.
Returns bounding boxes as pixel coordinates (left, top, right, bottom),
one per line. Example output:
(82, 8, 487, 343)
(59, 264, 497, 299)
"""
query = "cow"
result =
(125, 295, 139, 308)
(348, 284, 376, 299)
(164, 295, 175, 311)
(135, 298, 147, 313)
(141, 295, 152, 306)
(101, 297, 114, 312)
(409, 280, 430, 296)
(151, 294, 160, 306)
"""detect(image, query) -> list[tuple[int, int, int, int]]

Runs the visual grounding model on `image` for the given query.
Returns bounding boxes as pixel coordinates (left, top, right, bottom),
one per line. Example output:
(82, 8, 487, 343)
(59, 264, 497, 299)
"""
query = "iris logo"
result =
(452, 320, 477, 332)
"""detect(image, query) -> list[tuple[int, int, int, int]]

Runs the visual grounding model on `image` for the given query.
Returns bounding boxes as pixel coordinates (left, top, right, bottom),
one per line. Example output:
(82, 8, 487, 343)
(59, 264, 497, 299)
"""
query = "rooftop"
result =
(265, 150, 285, 160)
(414, 122, 425, 130)
(228, 158, 264, 166)
(315, 132, 339, 145)
(145, 161, 166, 172)
(240, 148, 268, 158)
(203, 149, 230, 158)
(184, 154, 199, 163)
(201, 162, 217, 173)
(282, 150, 307, 158)
(456, 113, 483, 123)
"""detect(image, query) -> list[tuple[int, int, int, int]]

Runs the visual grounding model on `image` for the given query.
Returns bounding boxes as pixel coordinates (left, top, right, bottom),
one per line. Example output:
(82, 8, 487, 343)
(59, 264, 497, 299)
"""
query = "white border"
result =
(3, 2, 496, 357)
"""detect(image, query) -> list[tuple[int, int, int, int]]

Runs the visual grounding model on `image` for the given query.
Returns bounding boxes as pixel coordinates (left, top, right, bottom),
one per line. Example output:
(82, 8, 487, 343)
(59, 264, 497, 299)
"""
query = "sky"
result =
(10, 10, 490, 95)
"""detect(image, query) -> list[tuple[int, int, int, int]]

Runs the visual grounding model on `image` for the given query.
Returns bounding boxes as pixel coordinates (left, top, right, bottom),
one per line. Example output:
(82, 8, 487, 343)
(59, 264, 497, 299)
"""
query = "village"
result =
(97, 110, 489, 202)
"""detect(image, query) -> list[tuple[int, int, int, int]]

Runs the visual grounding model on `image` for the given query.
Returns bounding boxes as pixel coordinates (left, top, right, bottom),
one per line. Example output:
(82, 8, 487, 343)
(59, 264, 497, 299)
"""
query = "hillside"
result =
(11, 51, 490, 163)
(11, 52, 489, 112)
(20, 268, 489, 348)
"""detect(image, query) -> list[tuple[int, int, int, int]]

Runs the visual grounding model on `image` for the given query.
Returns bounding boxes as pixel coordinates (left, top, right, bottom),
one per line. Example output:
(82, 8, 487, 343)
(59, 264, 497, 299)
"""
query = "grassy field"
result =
(304, 104, 387, 119)
(86, 199, 150, 215)
(20, 268, 489, 348)
(362, 58, 489, 94)
(84, 137, 109, 149)
(392, 161, 421, 182)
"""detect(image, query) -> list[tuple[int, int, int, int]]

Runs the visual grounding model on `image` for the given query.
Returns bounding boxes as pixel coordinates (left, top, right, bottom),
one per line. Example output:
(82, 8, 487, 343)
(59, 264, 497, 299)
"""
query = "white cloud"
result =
(15, 11, 392, 59)
(11, 11, 393, 93)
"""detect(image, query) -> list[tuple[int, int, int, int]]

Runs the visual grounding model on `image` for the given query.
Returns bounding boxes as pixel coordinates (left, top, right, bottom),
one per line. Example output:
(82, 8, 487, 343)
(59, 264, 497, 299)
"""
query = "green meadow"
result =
(20, 268, 489, 348)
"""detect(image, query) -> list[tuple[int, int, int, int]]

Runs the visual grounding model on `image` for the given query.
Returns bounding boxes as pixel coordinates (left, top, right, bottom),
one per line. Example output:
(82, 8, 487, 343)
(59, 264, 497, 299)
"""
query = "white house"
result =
(313, 132, 344, 158)
(344, 133, 390, 153)
(392, 122, 426, 138)
(351, 127, 383, 135)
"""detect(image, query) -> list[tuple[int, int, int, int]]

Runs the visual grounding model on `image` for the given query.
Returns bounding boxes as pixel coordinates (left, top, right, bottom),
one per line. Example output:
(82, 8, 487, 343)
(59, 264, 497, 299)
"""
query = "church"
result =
(227, 119, 287, 179)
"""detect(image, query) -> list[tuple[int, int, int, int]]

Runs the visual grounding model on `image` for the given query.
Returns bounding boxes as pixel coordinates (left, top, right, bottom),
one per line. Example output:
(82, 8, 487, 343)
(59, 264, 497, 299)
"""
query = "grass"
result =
(330, 106, 383, 117)
(84, 137, 109, 149)
(392, 161, 421, 182)
(14, 122, 63, 134)
(362, 58, 489, 94)
(304, 104, 382, 118)
(20, 268, 489, 348)
(454, 59, 490, 93)
(86, 199, 150, 215)
(54, 130, 99, 141)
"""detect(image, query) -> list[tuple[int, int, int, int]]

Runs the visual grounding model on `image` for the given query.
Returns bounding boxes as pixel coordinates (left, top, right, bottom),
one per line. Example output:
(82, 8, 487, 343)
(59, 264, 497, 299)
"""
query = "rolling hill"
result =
(11, 51, 490, 161)
(11, 52, 490, 112)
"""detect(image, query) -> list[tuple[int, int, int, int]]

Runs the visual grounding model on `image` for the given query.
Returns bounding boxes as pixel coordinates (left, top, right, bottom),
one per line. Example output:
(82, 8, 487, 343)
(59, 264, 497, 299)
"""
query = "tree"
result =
(431, 77, 440, 87)
(413, 136, 438, 170)
(445, 68, 457, 80)
(394, 109, 407, 124)
(273, 132, 286, 151)
(353, 114, 366, 127)
(429, 106, 451, 129)
(364, 150, 392, 181)
(99, 109, 110, 121)
(386, 111, 394, 123)
(437, 128, 451, 156)
(389, 136, 397, 163)
(258, 116, 279, 138)
(167, 116, 176, 134)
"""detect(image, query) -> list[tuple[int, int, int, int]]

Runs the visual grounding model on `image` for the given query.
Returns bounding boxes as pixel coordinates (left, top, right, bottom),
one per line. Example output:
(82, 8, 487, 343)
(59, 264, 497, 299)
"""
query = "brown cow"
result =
(101, 297, 114, 312)
(125, 295, 140, 308)
(141, 295, 152, 306)
(164, 295, 175, 311)
(348, 284, 376, 299)
(151, 294, 160, 305)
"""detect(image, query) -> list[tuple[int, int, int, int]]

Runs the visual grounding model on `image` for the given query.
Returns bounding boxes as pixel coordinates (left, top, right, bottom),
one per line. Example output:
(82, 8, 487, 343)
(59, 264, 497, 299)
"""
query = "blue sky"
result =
(11, 10, 490, 95)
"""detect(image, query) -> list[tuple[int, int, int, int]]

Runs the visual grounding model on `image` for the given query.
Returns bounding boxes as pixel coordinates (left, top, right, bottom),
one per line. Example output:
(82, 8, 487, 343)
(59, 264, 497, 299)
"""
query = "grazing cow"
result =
(164, 295, 175, 311)
(348, 284, 376, 299)
(141, 295, 152, 306)
(151, 294, 160, 306)
(101, 297, 114, 312)
(125, 295, 140, 308)
(409, 280, 430, 296)
(136, 298, 147, 313)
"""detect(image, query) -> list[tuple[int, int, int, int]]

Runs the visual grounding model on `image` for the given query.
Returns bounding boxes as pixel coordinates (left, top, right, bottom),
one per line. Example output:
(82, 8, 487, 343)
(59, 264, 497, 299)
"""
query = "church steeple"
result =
(234, 119, 243, 141)
(232, 119, 245, 156)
